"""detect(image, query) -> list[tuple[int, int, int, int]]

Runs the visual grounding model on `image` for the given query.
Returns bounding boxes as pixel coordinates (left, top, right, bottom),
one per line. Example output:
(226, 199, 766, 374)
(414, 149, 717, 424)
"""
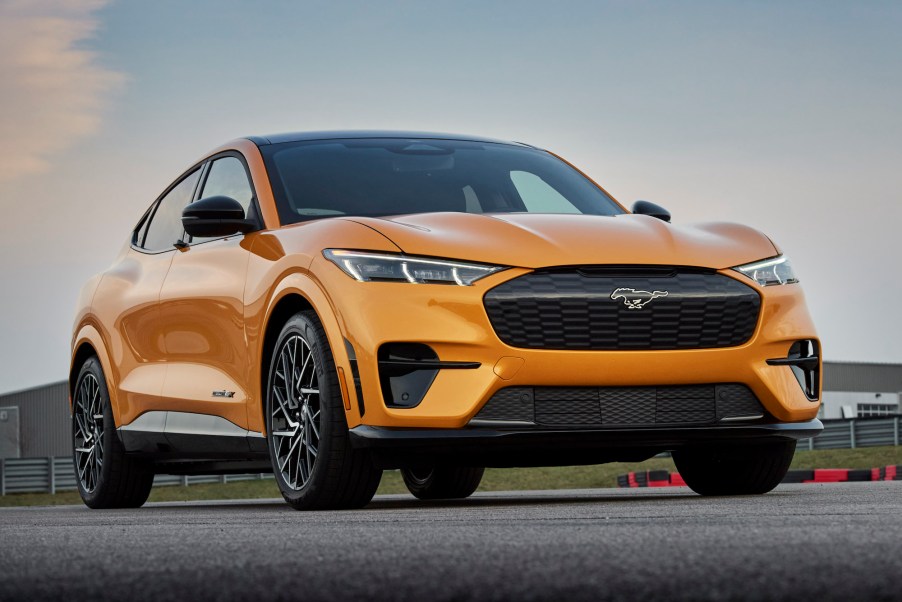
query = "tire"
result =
(673, 440, 797, 496)
(401, 465, 485, 500)
(266, 310, 382, 510)
(72, 357, 154, 509)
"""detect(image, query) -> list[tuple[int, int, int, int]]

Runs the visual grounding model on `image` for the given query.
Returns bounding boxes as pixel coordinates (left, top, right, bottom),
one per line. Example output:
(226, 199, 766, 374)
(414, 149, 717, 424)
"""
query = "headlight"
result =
(323, 249, 505, 285)
(733, 255, 798, 286)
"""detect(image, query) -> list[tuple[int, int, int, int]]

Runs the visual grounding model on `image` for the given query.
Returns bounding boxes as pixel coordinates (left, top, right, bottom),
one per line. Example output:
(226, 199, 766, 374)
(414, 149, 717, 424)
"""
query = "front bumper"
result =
(350, 419, 824, 469)
(315, 257, 822, 429)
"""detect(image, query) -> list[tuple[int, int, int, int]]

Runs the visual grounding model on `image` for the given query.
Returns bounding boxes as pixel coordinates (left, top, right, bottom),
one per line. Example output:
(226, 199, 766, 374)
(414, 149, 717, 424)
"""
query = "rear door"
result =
(156, 153, 259, 437)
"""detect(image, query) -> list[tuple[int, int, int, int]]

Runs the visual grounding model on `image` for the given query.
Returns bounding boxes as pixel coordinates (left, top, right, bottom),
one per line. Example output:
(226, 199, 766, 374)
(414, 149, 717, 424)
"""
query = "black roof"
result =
(245, 130, 532, 147)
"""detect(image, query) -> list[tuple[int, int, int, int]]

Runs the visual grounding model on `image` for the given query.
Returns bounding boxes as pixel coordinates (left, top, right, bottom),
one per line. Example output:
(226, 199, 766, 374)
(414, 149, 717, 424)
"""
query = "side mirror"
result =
(182, 196, 256, 238)
(631, 200, 671, 222)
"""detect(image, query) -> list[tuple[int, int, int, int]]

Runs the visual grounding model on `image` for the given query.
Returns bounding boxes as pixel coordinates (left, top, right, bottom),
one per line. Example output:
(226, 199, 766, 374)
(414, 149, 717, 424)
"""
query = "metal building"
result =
(0, 381, 70, 458)
(1, 362, 901, 458)
(822, 361, 902, 419)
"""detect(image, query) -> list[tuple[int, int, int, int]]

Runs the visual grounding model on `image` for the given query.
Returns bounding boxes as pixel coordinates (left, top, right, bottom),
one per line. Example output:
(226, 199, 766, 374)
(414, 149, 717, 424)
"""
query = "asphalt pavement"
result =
(1, 482, 901, 601)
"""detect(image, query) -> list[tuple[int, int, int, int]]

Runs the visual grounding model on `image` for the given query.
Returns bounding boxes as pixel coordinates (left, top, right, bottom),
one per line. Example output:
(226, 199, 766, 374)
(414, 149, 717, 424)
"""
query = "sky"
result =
(0, 0, 900, 394)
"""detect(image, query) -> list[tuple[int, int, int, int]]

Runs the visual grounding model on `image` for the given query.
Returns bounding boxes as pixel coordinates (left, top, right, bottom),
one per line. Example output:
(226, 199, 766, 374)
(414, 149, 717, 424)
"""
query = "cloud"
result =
(0, 0, 122, 182)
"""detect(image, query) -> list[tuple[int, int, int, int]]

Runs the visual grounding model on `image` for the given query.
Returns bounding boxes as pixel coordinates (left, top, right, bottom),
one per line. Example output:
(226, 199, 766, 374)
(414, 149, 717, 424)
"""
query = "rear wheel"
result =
(401, 465, 485, 500)
(266, 310, 382, 510)
(673, 440, 796, 496)
(72, 357, 154, 509)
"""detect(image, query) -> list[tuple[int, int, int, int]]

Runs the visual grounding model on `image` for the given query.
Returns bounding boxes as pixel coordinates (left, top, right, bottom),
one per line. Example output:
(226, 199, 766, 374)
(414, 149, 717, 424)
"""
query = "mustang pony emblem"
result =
(610, 288, 669, 309)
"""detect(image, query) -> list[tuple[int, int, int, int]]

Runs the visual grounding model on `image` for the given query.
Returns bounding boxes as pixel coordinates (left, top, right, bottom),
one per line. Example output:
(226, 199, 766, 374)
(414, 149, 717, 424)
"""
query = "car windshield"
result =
(260, 138, 624, 224)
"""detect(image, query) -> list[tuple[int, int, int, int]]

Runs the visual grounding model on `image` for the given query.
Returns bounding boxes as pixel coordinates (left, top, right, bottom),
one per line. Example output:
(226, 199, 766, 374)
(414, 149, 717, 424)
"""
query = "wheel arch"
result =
(259, 292, 314, 415)
(69, 323, 118, 421)
(256, 274, 360, 434)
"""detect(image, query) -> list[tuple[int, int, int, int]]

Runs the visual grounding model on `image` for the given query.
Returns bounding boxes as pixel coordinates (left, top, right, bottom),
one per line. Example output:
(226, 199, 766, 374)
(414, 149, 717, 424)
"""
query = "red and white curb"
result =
(617, 465, 902, 488)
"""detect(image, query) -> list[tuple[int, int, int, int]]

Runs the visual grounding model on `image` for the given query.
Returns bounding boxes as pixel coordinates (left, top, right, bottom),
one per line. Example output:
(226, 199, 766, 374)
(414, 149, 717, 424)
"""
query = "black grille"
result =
(473, 384, 766, 427)
(483, 268, 760, 350)
(535, 388, 599, 425)
(473, 388, 533, 422)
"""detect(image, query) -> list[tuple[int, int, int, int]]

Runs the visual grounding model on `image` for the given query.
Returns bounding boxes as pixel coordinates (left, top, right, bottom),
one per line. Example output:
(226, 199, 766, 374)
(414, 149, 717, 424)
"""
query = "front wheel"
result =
(673, 440, 796, 496)
(266, 310, 382, 510)
(401, 465, 485, 500)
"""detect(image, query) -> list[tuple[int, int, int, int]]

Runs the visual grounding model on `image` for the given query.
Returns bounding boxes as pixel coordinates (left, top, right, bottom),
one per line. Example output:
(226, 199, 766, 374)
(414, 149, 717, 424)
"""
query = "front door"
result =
(156, 155, 259, 434)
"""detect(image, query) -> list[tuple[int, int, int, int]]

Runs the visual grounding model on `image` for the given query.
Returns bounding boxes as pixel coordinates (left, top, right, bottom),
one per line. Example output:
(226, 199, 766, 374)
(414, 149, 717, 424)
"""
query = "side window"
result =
(133, 208, 152, 247)
(510, 171, 581, 214)
(199, 156, 254, 215)
(189, 156, 255, 244)
(142, 169, 201, 252)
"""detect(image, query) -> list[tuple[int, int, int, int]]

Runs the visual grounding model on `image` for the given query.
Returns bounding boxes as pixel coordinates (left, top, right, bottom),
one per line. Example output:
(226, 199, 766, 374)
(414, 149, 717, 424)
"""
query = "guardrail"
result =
(1, 416, 899, 496)
(803, 415, 900, 450)
(0, 457, 273, 496)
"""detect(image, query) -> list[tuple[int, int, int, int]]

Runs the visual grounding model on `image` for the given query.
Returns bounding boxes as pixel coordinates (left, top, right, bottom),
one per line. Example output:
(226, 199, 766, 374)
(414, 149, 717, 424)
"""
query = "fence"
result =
(803, 415, 900, 450)
(1, 416, 900, 496)
(0, 457, 272, 496)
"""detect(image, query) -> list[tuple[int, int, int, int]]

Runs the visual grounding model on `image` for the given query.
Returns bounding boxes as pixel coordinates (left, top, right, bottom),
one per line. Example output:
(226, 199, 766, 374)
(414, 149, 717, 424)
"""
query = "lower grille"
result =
(472, 384, 766, 427)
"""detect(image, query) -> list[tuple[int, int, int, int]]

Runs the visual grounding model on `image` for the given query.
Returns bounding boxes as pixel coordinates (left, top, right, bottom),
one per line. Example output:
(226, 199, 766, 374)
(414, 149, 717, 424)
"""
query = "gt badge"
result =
(610, 288, 669, 309)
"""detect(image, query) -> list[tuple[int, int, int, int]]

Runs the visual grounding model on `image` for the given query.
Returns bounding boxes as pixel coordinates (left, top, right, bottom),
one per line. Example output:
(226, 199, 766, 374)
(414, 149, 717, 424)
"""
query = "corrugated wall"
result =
(824, 362, 902, 394)
(0, 381, 71, 457)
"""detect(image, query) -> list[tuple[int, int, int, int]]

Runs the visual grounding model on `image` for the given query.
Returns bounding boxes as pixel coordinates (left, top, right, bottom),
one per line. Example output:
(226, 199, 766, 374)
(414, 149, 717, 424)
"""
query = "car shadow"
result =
(367, 490, 696, 510)
(136, 488, 707, 512)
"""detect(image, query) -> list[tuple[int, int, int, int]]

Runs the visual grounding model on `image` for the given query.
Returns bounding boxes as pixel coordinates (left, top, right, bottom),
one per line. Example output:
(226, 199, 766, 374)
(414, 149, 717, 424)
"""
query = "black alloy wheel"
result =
(72, 357, 154, 509)
(266, 310, 382, 510)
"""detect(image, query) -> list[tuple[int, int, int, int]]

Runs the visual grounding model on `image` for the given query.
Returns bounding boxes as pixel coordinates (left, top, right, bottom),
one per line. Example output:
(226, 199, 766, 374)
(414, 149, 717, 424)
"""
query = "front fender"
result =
(252, 271, 361, 433)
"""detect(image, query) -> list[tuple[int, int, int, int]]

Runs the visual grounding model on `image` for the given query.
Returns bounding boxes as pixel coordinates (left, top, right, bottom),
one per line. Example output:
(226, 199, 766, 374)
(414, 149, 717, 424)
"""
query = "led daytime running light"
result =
(733, 255, 798, 287)
(323, 249, 504, 286)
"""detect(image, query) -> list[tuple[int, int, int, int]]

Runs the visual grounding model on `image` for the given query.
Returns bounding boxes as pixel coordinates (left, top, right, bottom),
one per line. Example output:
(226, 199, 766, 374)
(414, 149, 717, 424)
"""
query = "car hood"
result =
(341, 213, 778, 270)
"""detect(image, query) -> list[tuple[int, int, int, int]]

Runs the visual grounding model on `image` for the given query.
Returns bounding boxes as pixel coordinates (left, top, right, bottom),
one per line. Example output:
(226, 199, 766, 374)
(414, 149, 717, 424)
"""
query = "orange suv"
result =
(70, 131, 822, 510)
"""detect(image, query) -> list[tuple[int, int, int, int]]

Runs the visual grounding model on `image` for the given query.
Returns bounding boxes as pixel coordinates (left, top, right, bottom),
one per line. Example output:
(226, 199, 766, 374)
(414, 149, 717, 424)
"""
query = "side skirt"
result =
(118, 411, 269, 463)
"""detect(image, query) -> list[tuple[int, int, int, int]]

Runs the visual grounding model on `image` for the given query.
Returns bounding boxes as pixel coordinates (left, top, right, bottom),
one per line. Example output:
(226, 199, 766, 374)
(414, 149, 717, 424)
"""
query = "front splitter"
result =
(349, 419, 823, 468)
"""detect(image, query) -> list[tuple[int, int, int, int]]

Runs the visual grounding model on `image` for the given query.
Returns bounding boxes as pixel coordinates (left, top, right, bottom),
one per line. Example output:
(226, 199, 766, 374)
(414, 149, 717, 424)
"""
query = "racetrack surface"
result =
(2, 482, 900, 601)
